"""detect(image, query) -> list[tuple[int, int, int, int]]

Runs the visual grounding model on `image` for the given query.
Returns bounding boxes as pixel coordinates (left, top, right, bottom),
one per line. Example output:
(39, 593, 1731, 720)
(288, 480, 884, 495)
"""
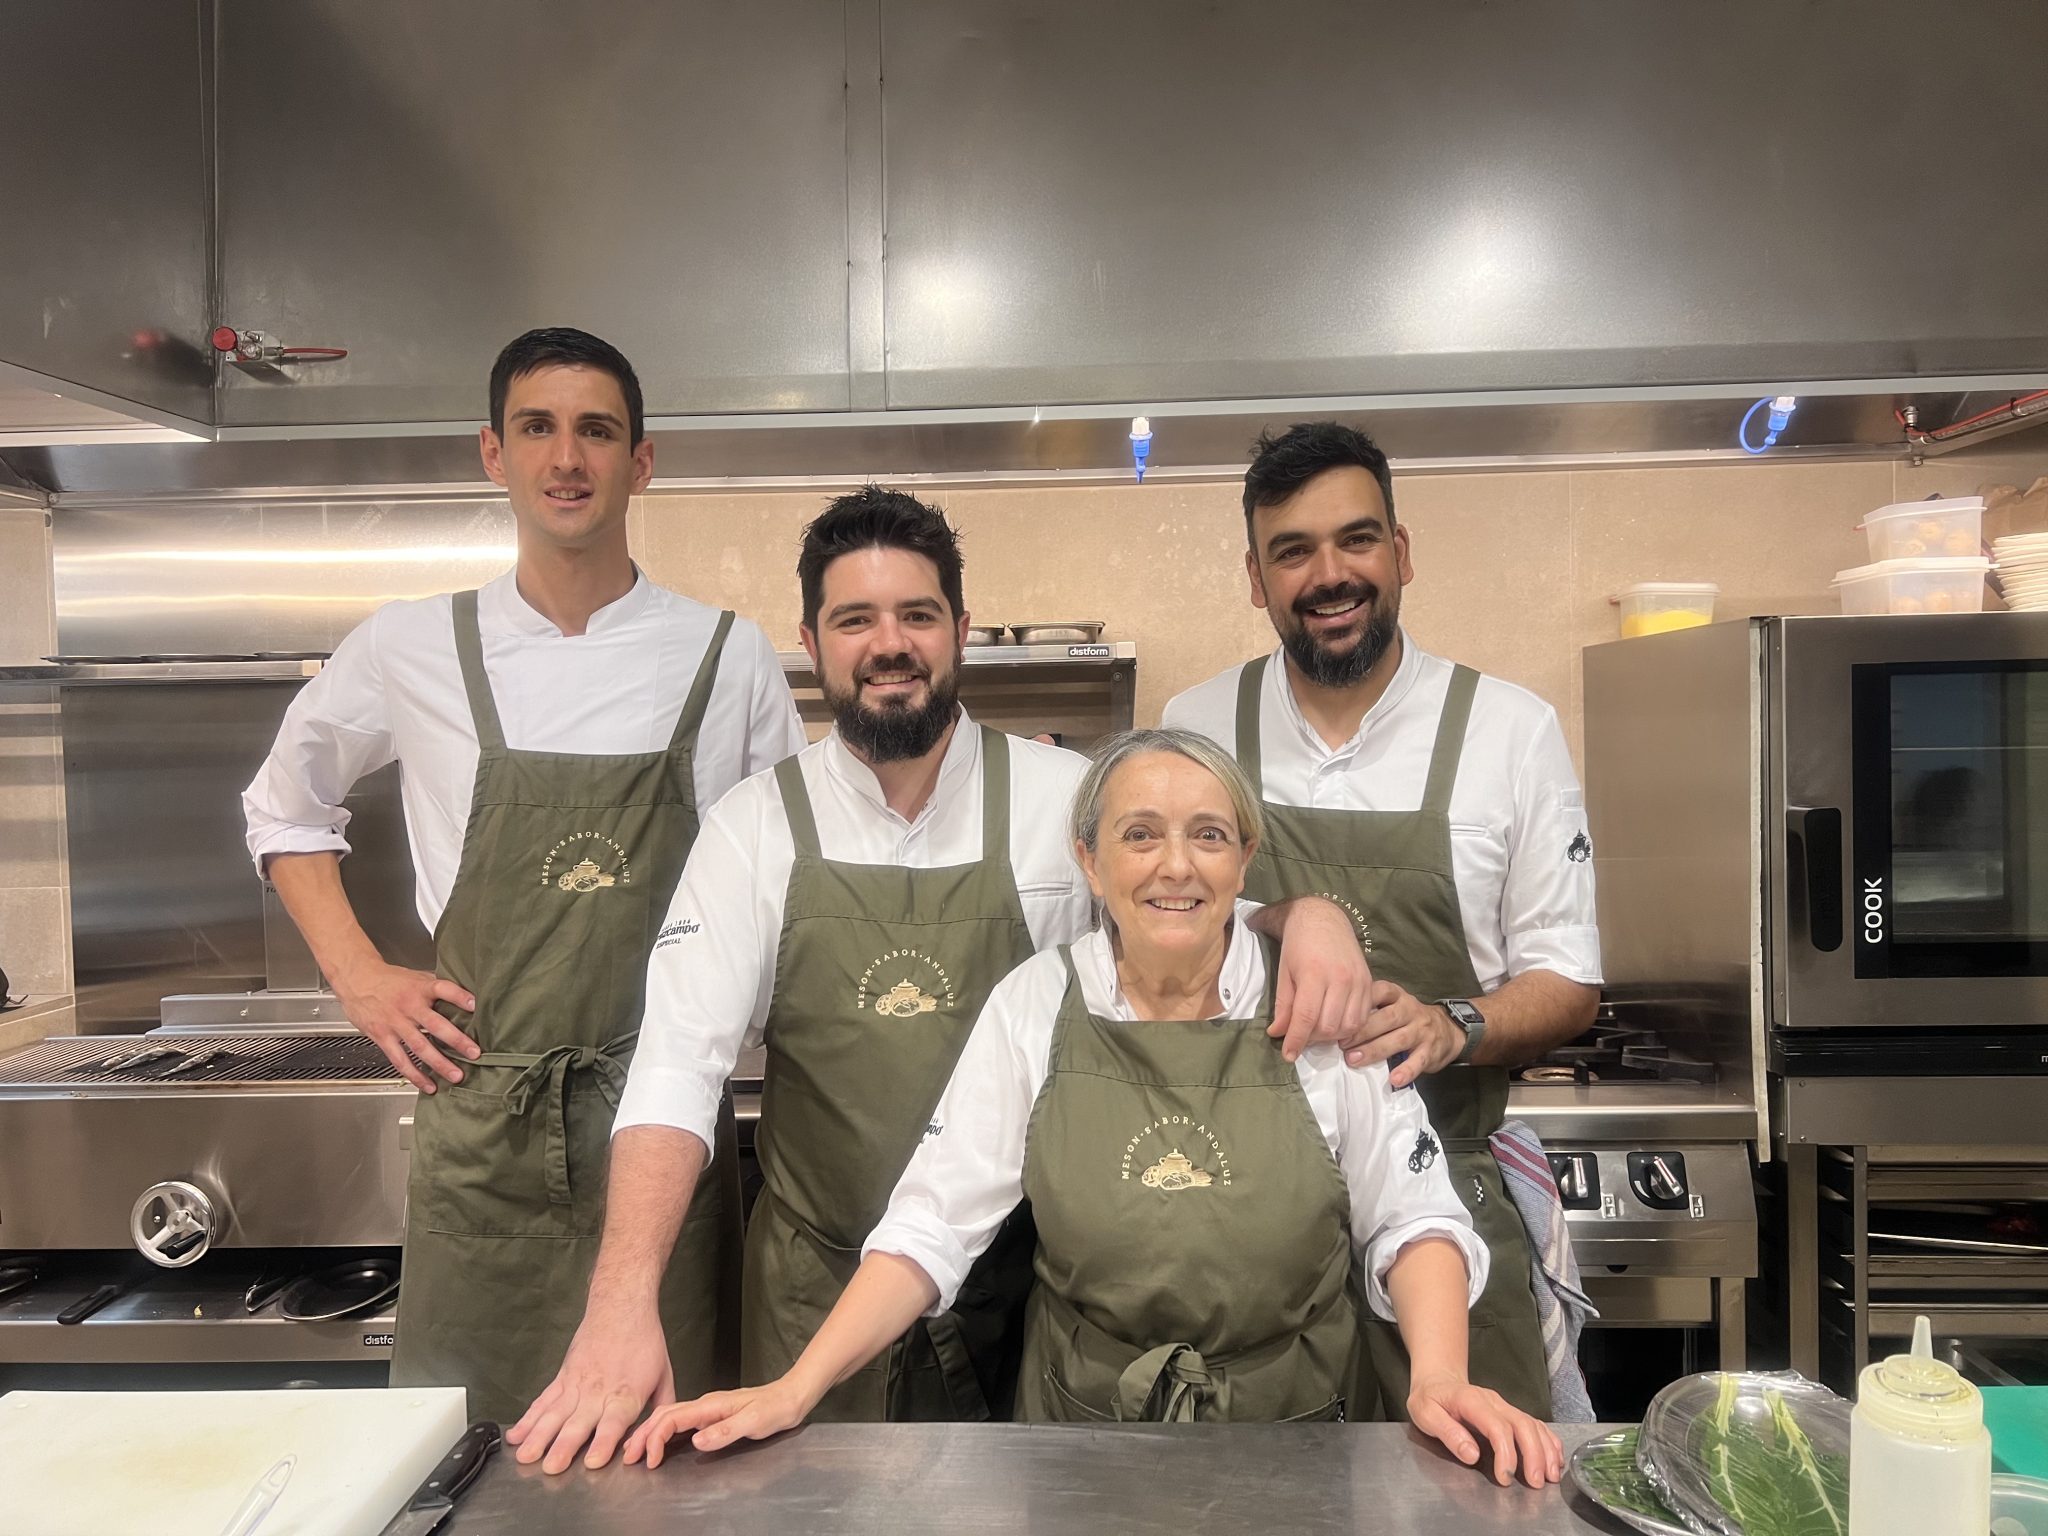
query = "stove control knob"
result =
(130, 1180, 221, 1268)
(1546, 1153, 1602, 1211)
(1625, 1151, 1691, 1210)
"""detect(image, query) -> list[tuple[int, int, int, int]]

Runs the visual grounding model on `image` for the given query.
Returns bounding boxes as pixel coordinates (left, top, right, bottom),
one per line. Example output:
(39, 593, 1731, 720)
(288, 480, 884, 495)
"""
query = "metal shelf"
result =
(0, 661, 323, 686)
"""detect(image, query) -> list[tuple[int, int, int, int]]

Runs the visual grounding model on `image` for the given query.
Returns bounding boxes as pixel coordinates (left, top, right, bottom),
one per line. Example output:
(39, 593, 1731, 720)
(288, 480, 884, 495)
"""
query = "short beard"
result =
(824, 662, 961, 764)
(1277, 587, 1399, 689)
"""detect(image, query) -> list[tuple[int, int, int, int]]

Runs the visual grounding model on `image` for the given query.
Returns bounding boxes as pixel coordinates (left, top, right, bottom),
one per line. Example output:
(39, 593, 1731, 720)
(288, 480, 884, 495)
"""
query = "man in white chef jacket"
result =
(242, 327, 806, 1424)
(1162, 420, 1603, 1419)
(509, 485, 1380, 1472)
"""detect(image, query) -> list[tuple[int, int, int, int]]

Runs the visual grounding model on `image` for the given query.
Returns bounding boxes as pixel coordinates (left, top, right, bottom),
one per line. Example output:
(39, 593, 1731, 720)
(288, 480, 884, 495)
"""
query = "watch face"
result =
(1442, 1000, 1483, 1028)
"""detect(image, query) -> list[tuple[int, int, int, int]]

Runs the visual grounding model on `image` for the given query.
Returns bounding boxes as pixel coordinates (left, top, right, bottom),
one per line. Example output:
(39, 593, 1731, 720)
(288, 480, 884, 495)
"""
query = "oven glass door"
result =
(1852, 660, 2048, 979)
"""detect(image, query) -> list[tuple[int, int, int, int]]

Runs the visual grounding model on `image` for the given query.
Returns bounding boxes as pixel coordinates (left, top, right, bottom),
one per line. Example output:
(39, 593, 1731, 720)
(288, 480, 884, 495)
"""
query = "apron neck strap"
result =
(450, 589, 506, 752)
(1233, 655, 1269, 796)
(777, 721, 1016, 864)
(670, 609, 736, 752)
(1420, 664, 1480, 815)
(977, 725, 1014, 873)
(775, 755, 823, 857)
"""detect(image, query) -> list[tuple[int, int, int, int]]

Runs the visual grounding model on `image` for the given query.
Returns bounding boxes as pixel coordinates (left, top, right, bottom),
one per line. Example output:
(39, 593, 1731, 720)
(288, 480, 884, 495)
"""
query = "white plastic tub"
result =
(1862, 497, 1984, 562)
(1612, 581, 1719, 638)
(1832, 556, 1990, 615)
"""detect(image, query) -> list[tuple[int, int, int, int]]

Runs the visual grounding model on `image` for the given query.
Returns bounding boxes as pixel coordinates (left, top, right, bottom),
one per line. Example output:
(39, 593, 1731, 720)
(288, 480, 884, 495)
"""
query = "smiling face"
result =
(1079, 751, 1253, 959)
(479, 363, 652, 553)
(803, 544, 967, 763)
(1246, 464, 1412, 689)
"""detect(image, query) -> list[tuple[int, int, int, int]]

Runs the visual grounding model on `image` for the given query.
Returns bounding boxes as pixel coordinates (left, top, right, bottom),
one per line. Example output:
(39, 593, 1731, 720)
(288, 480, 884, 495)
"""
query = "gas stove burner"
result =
(1519, 1064, 1599, 1085)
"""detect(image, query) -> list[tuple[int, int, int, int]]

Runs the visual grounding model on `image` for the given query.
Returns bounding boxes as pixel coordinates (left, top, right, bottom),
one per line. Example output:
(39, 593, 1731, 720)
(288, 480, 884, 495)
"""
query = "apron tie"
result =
(1116, 1343, 1214, 1423)
(489, 1032, 636, 1207)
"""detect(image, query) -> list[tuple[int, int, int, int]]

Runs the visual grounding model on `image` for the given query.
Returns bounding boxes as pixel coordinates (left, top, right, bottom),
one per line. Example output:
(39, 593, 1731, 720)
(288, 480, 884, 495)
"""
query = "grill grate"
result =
(0, 1032, 402, 1088)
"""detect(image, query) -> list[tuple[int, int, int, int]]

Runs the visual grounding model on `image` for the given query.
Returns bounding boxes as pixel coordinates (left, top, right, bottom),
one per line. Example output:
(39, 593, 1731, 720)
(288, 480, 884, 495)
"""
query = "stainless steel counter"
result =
(445, 1423, 1621, 1535)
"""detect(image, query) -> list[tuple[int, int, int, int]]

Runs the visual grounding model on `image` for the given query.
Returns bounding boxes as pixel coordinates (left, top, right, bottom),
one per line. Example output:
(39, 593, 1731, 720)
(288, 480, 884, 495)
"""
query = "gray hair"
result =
(1070, 727, 1265, 855)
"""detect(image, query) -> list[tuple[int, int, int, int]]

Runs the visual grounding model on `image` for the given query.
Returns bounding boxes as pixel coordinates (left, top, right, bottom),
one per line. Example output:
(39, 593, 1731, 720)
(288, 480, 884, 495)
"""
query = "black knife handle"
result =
(412, 1421, 501, 1510)
(57, 1282, 123, 1325)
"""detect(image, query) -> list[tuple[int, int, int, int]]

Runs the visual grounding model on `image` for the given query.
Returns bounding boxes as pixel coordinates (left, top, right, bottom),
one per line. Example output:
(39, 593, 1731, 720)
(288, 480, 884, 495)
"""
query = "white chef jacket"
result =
(242, 569, 806, 932)
(611, 713, 1098, 1152)
(1161, 634, 1602, 994)
(864, 918, 1489, 1322)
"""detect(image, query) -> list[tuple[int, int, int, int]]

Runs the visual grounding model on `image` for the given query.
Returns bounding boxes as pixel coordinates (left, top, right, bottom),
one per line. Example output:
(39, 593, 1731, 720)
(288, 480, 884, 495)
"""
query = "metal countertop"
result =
(445, 1422, 1623, 1535)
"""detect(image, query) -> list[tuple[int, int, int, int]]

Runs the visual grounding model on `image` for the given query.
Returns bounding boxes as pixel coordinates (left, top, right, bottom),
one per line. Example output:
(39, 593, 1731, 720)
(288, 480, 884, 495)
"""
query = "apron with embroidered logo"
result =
(1233, 655, 1552, 1419)
(743, 725, 1038, 1422)
(389, 591, 743, 1426)
(1016, 942, 1355, 1423)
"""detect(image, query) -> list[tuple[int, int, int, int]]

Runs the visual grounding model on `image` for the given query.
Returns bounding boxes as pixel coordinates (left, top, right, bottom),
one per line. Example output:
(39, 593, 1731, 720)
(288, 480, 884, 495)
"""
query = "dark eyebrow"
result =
(1262, 514, 1384, 560)
(507, 406, 627, 432)
(825, 596, 945, 624)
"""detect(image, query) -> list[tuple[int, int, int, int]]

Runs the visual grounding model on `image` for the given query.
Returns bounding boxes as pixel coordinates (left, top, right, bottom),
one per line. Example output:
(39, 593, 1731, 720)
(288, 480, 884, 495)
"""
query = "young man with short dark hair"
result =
(245, 327, 806, 1424)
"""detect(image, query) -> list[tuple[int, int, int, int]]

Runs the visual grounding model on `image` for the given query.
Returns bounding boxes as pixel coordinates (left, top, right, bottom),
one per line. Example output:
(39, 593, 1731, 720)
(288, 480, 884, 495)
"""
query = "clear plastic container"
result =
(1613, 582, 1720, 638)
(1832, 556, 1990, 615)
(1850, 1317, 1992, 1536)
(1862, 496, 1985, 562)
(1992, 1475, 2048, 1536)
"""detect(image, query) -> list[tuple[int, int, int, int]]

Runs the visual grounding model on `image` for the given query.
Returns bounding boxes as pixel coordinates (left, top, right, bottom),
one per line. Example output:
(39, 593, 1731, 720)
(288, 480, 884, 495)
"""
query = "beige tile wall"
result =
(0, 442, 2042, 1047)
(0, 502, 72, 1034)
(632, 446, 2048, 761)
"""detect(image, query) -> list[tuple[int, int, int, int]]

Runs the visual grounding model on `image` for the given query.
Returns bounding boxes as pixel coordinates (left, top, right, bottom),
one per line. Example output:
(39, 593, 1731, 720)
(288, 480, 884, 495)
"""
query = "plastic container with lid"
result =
(1833, 555, 1990, 615)
(1862, 496, 1985, 562)
(1850, 1315, 1992, 1536)
(1613, 582, 1719, 638)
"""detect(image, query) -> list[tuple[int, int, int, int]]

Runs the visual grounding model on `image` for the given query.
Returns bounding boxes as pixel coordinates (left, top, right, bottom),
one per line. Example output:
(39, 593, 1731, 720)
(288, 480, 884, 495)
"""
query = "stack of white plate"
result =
(1994, 532, 2048, 610)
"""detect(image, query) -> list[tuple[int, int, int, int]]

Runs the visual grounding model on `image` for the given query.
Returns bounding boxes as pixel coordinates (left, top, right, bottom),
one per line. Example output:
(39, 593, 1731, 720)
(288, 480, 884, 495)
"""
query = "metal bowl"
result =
(966, 624, 1007, 647)
(1009, 621, 1105, 645)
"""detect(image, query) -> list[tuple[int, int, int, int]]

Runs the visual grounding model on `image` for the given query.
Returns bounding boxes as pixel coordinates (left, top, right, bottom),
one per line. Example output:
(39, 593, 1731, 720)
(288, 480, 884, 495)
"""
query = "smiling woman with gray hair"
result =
(631, 728, 1561, 1486)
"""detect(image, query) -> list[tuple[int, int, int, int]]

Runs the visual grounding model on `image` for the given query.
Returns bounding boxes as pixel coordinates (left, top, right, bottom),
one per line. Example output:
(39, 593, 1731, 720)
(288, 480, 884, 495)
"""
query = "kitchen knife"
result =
(375, 1421, 500, 1536)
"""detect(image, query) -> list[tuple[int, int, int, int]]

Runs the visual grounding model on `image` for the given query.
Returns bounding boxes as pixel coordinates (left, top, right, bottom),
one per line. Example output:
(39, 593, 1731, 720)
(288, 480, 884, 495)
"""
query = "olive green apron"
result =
(389, 590, 743, 1426)
(1234, 653, 1552, 1419)
(1015, 942, 1357, 1424)
(743, 724, 1038, 1422)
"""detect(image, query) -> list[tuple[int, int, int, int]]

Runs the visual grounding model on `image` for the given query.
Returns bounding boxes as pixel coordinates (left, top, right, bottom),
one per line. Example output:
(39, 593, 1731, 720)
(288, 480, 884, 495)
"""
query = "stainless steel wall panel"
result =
(879, 0, 2048, 408)
(53, 500, 516, 658)
(0, 1, 213, 424)
(214, 0, 853, 425)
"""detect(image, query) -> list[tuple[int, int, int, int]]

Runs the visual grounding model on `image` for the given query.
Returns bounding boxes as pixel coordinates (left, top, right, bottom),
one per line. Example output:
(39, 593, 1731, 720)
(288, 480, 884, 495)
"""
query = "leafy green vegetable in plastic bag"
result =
(1638, 1370, 1852, 1536)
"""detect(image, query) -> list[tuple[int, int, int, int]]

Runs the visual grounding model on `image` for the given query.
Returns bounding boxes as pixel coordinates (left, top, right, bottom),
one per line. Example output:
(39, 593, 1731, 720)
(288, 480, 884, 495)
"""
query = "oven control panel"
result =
(1541, 1144, 1757, 1276)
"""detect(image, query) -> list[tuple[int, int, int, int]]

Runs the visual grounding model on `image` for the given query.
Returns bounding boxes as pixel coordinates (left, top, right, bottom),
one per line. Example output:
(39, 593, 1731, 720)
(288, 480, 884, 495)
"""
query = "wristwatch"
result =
(1437, 998, 1486, 1063)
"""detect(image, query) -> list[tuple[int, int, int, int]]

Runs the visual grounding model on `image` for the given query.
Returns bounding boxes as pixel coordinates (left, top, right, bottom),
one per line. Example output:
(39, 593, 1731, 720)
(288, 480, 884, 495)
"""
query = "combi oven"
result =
(1769, 613, 2048, 1039)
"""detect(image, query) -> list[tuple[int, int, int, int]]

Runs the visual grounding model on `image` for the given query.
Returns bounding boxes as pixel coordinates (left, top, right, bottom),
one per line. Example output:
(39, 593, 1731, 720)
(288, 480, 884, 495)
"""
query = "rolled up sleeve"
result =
(613, 808, 775, 1160)
(1498, 711, 1603, 987)
(242, 619, 395, 873)
(1335, 1057, 1489, 1320)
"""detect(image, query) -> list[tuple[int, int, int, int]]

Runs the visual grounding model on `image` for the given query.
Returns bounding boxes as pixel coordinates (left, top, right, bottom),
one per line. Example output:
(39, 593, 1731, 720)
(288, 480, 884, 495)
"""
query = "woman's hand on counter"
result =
(1405, 1371, 1563, 1490)
(627, 1378, 813, 1467)
(506, 1299, 675, 1474)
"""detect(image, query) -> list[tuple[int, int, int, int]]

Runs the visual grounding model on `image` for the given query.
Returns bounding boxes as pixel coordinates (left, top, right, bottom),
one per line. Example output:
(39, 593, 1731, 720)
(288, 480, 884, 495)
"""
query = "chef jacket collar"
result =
(821, 703, 981, 830)
(484, 565, 654, 639)
(1269, 625, 1426, 763)
(1083, 911, 1264, 1021)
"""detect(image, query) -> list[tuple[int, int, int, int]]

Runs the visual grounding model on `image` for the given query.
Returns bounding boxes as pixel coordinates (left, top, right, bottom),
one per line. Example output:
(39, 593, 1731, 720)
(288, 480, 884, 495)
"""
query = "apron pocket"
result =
(411, 1078, 607, 1239)
(1278, 1394, 1347, 1424)
(1042, 1365, 1114, 1423)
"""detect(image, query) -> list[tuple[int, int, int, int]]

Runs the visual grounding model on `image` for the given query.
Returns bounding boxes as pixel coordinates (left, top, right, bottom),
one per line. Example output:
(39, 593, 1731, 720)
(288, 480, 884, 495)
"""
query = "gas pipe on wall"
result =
(209, 327, 349, 366)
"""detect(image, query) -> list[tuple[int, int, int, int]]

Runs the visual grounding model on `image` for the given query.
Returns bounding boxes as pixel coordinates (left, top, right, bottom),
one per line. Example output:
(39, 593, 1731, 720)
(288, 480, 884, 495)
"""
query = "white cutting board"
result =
(0, 1387, 468, 1536)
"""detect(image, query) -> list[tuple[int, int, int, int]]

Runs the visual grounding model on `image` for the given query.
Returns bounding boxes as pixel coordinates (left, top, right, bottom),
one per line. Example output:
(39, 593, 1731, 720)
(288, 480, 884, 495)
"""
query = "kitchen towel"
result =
(1489, 1118, 1599, 1422)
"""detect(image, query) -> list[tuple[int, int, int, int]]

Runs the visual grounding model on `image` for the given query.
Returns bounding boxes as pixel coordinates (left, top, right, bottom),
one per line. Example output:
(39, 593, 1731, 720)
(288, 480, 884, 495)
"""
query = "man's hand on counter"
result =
(507, 1299, 676, 1473)
(1406, 1371, 1563, 1490)
(332, 957, 479, 1093)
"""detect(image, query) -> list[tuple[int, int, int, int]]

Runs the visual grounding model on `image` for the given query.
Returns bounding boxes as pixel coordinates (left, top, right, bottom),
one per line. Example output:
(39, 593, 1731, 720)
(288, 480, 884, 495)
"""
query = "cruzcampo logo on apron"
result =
(1122, 1114, 1231, 1191)
(854, 947, 958, 1018)
(540, 832, 634, 893)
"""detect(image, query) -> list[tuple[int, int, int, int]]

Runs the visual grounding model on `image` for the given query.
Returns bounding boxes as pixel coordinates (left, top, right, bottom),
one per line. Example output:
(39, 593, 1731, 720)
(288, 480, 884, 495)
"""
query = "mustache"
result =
(1292, 580, 1378, 617)
(857, 654, 931, 685)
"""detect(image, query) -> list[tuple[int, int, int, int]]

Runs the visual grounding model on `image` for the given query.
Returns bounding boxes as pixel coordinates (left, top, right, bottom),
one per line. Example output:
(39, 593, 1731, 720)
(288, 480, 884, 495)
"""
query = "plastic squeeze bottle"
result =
(1848, 1316, 1991, 1536)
